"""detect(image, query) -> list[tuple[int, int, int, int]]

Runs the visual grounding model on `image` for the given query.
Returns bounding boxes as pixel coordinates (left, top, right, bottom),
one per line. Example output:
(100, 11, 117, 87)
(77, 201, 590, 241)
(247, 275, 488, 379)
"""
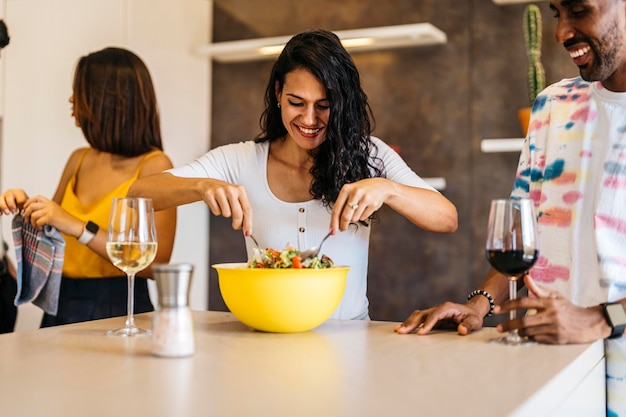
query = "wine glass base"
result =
(489, 334, 536, 346)
(107, 326, 151, 337)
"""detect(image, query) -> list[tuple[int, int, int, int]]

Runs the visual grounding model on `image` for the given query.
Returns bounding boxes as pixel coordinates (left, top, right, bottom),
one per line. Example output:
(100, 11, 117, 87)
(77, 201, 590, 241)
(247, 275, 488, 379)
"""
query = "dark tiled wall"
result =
(208, 0, 576, 321)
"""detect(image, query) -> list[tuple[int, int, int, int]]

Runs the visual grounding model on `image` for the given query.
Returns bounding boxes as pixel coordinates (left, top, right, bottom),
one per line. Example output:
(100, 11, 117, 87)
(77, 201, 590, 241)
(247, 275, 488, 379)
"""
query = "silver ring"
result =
(349, 203, 359, 210)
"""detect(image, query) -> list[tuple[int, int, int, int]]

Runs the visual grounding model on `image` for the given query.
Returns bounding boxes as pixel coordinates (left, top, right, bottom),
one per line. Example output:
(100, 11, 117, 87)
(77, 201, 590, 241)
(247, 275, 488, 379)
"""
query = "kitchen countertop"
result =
(0, 311, 605, 417)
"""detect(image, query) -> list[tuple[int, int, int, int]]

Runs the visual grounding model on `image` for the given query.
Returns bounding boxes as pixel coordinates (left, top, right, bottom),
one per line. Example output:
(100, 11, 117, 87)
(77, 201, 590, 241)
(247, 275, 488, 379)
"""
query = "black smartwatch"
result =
(601, 302, 626, 339)
(77, 221, 99, 245)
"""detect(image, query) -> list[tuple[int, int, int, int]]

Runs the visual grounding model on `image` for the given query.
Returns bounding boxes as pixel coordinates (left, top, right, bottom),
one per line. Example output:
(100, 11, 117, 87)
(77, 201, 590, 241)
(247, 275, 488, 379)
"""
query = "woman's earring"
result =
(277, 102, 281, 108)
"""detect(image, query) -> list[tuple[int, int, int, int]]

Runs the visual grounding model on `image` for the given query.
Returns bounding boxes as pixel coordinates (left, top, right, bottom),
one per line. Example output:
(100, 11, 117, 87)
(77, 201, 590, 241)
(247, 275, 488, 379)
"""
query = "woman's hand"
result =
(330, 178, 387, 232)
(394, 301, 486, 336)
(0, 189, 29, 215)
(494, 275, 607, 344)
(21, 195, 83, 237)
(199, 178, 253, 235)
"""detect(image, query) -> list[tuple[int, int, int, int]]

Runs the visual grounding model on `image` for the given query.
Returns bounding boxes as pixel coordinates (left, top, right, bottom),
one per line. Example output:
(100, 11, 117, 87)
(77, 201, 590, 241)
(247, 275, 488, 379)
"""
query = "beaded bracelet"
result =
(467, 289, 495, 317)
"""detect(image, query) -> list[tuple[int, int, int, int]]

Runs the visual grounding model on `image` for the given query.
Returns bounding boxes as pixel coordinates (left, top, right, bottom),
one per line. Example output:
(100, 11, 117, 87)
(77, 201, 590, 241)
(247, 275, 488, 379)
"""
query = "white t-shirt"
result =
(168, 136, 435, 320)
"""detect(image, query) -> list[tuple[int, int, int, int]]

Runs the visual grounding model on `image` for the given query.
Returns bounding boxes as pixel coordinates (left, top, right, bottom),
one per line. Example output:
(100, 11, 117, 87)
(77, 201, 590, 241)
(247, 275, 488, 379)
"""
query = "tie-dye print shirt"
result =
(511, 77, 626, 416)
(512, 76, 626, 305)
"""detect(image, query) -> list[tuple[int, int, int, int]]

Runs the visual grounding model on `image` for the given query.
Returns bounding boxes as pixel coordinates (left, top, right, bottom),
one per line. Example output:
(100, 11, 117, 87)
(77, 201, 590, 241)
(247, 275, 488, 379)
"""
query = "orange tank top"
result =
(60, 149, 163, 278)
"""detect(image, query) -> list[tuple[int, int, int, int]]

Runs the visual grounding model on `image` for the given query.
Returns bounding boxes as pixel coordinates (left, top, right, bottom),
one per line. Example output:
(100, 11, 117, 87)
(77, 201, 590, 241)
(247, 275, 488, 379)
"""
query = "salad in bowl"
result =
(247, 245, 334, 269)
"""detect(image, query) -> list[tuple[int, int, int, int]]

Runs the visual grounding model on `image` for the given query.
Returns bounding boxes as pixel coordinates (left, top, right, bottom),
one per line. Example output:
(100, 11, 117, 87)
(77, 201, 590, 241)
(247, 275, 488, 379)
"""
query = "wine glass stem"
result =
(508, 277, 519, 339)
(508, 277, 517, 320)
(125, 272, 137, 330)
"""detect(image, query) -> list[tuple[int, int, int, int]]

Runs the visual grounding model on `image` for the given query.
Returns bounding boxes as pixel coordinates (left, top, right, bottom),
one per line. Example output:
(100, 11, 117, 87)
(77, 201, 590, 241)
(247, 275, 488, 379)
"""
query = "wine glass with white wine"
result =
(106, 197, 158, 337)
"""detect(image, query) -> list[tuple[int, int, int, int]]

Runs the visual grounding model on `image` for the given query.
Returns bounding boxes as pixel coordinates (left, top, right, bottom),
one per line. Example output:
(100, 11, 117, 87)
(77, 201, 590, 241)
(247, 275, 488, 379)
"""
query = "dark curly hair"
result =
(72, 47, 163, 157)
(256, 29, 382, 207)
(0, 20, 9, 48)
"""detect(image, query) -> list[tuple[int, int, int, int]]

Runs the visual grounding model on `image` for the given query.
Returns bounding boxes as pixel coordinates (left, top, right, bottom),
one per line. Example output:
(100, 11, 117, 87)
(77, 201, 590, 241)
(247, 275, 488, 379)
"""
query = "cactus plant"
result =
(523, 4, 546, 105)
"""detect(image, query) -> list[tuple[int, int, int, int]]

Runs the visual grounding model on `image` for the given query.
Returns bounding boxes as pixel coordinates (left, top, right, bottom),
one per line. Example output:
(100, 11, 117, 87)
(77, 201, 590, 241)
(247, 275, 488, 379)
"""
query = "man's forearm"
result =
(478, 267, 512, 305)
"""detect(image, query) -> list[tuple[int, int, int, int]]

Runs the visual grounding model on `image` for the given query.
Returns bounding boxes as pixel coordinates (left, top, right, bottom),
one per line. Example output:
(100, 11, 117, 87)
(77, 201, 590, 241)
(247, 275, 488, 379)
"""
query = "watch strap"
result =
(77, 221, 99, 245)
(601, 302, 626, 339)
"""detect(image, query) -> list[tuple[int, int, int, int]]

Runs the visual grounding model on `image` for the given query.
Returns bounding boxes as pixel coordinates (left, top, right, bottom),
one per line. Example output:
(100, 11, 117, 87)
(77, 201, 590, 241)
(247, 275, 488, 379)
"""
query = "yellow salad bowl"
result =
(212, 263, 349, 333)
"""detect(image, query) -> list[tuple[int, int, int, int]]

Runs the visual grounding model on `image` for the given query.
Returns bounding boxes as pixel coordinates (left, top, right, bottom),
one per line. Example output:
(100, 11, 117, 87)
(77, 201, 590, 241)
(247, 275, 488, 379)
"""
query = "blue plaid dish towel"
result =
(12, 214, 65, 315)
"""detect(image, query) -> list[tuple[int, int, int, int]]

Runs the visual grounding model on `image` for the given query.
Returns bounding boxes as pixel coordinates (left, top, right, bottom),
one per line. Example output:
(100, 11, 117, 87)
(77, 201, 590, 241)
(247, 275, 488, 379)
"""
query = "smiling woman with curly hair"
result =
(129, 29, 458, 321)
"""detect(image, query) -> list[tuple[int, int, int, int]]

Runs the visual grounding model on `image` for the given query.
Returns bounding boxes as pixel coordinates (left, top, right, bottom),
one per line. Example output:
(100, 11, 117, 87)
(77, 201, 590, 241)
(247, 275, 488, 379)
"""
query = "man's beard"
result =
(579, 19, 622, 82)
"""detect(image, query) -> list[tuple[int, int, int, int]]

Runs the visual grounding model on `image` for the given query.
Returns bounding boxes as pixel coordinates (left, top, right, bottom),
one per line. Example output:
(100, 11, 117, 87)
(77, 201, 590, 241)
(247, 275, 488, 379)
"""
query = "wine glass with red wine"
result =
(485, 198, 538, 345)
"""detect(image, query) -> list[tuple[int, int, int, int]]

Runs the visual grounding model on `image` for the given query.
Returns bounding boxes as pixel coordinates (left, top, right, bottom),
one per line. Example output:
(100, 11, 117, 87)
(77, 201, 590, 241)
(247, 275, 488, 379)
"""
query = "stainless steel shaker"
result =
(151, 263, 195, 357)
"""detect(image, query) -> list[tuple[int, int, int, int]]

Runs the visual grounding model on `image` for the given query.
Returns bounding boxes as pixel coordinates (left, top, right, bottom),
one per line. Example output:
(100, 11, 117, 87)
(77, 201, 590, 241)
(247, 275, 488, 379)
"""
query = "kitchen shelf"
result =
(491, 0, 547, 4)
(481, 138, 524, 153)
(423, 177, 446, 191)
(196, 23, 447, 63)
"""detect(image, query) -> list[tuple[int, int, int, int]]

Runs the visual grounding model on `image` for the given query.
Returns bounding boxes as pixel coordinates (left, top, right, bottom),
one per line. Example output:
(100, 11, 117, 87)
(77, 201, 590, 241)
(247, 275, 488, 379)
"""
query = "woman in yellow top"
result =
(0, 47, 176, 327)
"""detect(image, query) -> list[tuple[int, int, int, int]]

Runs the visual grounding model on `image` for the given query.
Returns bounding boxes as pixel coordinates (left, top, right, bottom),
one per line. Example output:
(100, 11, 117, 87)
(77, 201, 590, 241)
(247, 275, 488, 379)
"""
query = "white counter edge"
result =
(509, 340, 606, 417)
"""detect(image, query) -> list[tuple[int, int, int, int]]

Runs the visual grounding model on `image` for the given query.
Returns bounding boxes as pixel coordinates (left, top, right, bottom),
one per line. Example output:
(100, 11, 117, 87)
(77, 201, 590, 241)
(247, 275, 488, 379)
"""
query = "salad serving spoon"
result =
(300, 231, 332, 262)
(248, 234, 270, 262)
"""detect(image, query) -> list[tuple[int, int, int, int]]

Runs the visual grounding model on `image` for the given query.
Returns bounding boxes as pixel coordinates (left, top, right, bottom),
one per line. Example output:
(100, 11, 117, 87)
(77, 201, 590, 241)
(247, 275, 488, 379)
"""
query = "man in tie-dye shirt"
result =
(397, 0, 626, 414)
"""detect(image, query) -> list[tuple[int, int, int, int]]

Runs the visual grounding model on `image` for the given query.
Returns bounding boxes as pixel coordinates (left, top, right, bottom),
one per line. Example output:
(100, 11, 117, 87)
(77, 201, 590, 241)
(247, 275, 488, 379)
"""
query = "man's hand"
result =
(394, 301, 485, 336)
(494, 275, 607, 344)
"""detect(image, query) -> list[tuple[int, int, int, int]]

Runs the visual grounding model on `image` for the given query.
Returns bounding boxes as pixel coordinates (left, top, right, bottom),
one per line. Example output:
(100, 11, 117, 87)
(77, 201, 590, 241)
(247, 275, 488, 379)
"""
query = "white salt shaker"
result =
(151, 263, 195, 358)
